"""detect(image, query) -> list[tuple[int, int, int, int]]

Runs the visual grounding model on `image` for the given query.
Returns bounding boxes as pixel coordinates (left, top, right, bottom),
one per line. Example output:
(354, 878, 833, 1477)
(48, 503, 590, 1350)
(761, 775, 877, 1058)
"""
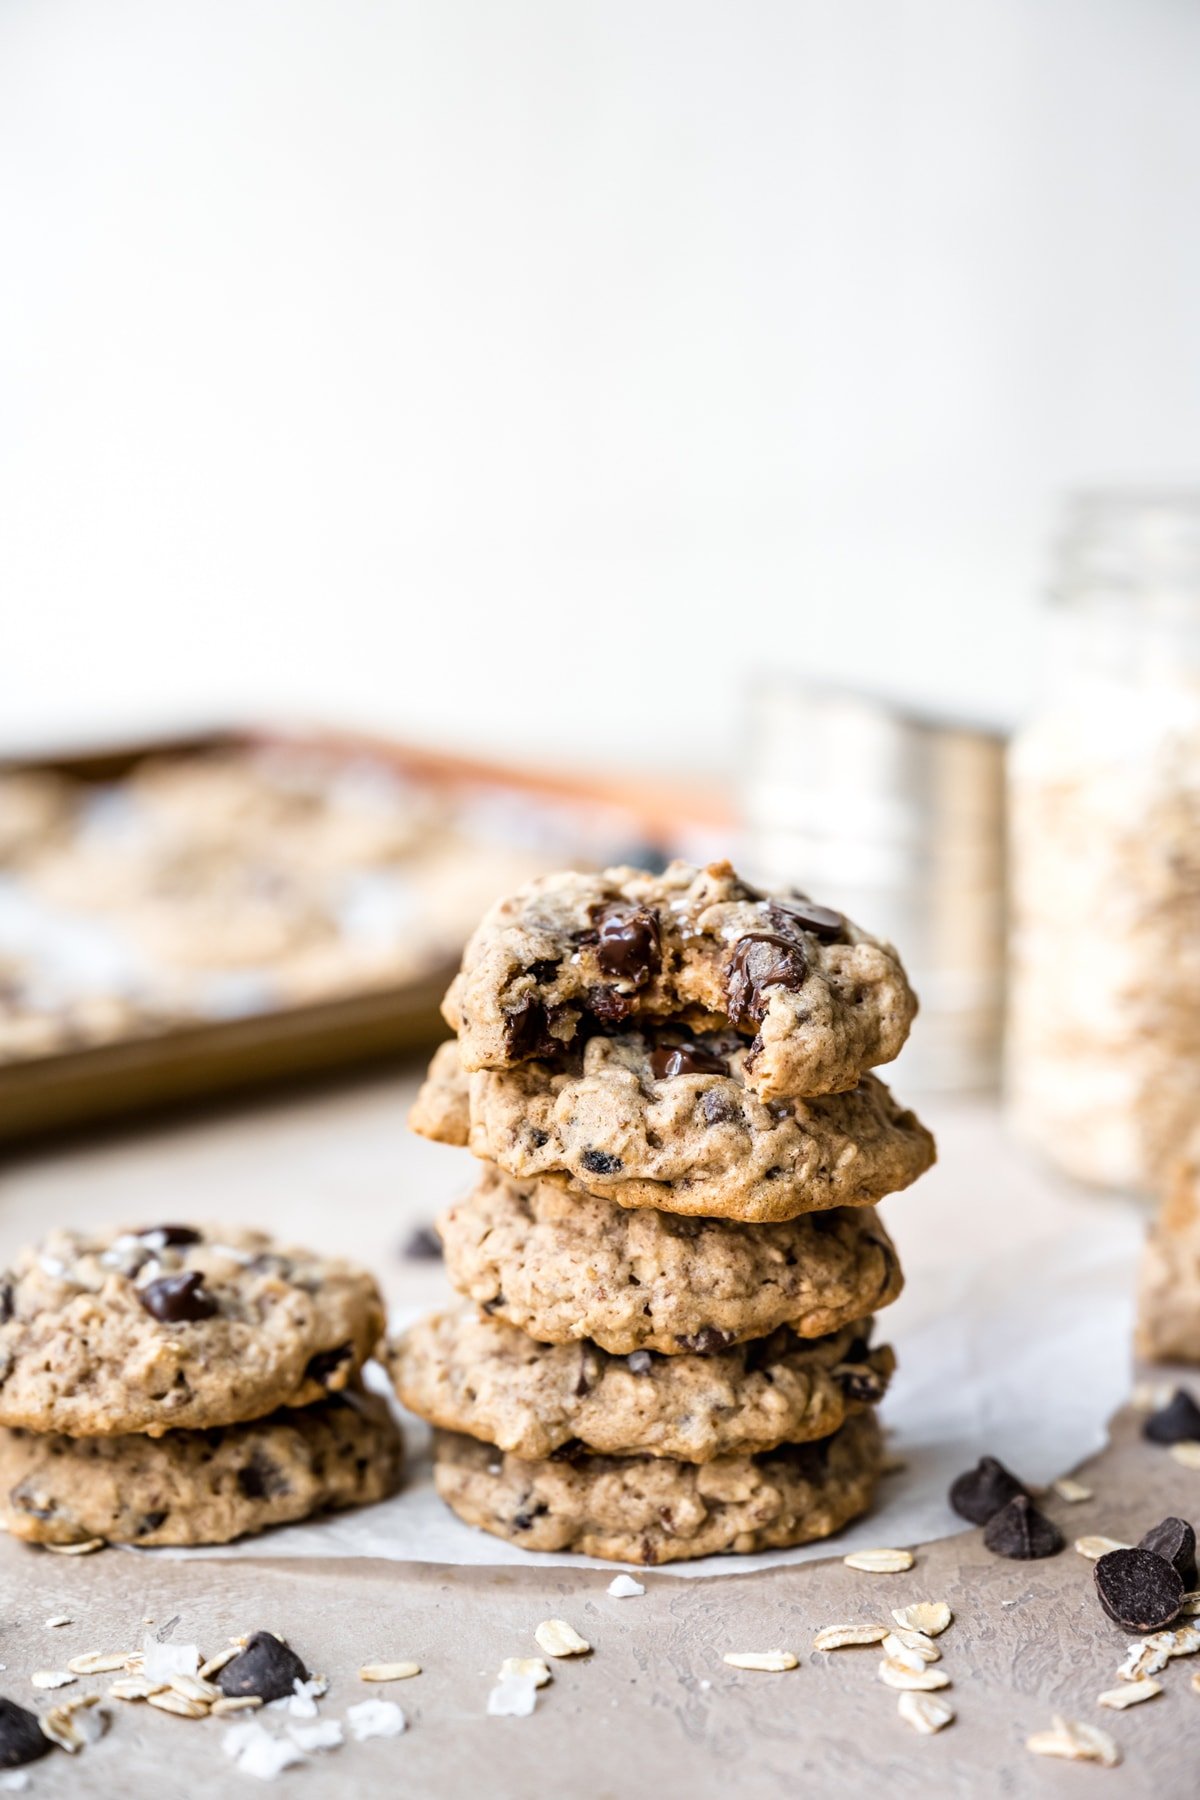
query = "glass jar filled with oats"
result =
(1007, 492, 1200, 1191)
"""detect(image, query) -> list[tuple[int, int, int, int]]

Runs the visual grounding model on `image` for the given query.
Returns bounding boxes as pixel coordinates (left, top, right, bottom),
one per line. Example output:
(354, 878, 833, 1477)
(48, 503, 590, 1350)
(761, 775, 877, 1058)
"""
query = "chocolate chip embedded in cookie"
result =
(0, 1226, 386, 1437)
(0, 1388, 402, 1547)
(442, 861, 917, 1100)
(389, 1306, 892, 1463)
(432, 1409, 884, 1565)
(463, 1032, 934, 1221)
(437, 1166, 903, 1354)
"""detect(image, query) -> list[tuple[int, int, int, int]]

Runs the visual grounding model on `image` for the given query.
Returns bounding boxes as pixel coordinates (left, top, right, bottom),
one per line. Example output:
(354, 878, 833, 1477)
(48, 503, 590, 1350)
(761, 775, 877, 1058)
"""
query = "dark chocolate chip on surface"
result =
(649, 1044, 729, 1079)
(1138, 1515, 1198, 1588)
(138, 1271, 218, 1323)
(401, 1225, 443, 1262)
(592, 902, 661, 987)
(217, 1631, 310, 1704)
(948, 1454, 1028, 1525)
(725, 933, 808, 1029)
(1093, 1547, 1184, 1631)
(626, 1350, 653, 1375)
(136, 1225, 202, 1246)
(982, 1494, 1064, 1560)
(1142, 1388, 1200, 1445)
(0, 1696, 54, 1768)
(581, 1149, 622, 1176)
(767, 898, 846, 942)
(304, 1344, 352, 1388)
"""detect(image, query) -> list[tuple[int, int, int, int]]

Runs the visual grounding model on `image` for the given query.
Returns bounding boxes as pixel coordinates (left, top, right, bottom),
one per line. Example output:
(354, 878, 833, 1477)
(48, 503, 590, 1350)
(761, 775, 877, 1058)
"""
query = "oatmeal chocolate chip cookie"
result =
(0, 1387, 402, 1547)
(389, 1306, 891, 1463)
(433, 1409, 883, 1564)
(462, 1033, 933, 1220)
(442, 861, 917, 1099)
(408, 1038, 471, 1146)
(438, 1166, 903, 1354)
(0, 1226, 385, 1437)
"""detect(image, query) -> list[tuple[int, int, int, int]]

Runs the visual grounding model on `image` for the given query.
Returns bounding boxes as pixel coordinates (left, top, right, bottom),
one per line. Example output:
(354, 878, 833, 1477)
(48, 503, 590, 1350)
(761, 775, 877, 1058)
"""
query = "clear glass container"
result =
(1007, 492, 1200, 1191)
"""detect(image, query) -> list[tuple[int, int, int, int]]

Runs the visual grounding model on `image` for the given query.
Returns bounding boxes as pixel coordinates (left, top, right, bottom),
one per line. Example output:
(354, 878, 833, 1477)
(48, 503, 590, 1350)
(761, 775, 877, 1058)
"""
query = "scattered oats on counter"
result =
(877, 1659, 950, 1692)
(844, 1548, 914, 1573)
(42, 1538, 105, 1556)
(812, 1624, 889, 1652)
(358, 1662, 420, 1683)
(30, 1670, 74, 1690)
(1075, 1536, 1131, 1560)
(67, 1652, 128, 1676)
(1026, 1716, 1120, 1768)
(722, 1652, 798, 1673)
(891, 1602, 952, 1637)
(43, 1616, 72, 1629)
(39, 1694, 107, 1753)
(1097, 1679, 1161, 1710)
(1169, 1441, 1200, 1470)
(1052, 1477, 1094, 1503)
(897, 1691, 955, 1734)
(534, 1620, 590, 1658)
(1117, 1635, 1174, 1681)
(881, 1630, 939, 1667)
(607, 1575, 645, 1598)
(498, 1658, 551, 1688)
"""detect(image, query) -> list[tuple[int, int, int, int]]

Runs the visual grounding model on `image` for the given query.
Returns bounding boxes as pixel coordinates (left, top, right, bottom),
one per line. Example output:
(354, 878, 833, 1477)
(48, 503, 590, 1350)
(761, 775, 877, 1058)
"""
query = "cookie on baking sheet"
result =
(1136, 1131, 1200, 1364)
(0, 1387, 403, 1547)
(389, 1305, 891, 1463)
(432, 1409, 883, 1565)
(437, 1166, 903, 1355)
(442, 861, 917, 1101)
(461, 1033, 933, 1220)
(0, 1226, 385, 1438)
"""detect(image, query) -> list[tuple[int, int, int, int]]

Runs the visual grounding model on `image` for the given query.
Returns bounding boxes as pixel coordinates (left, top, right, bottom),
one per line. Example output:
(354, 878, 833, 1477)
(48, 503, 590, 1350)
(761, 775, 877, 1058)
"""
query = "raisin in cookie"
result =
(433, 1409, 883, 1564)
(0, 1387, 402, 1547)
(437, 1166, 903, 1354)
(390, 1306, 891, 1463)
(0, 1226, 385, 1437)
(443, 861, 916, 1099)
(457, 1034, 933, 1220)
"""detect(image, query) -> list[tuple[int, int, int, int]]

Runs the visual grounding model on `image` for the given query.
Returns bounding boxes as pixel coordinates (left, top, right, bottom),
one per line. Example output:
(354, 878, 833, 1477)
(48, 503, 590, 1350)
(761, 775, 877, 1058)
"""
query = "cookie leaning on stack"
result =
(392, 859, 935, 1564)
(0, 1225, 401, 1547)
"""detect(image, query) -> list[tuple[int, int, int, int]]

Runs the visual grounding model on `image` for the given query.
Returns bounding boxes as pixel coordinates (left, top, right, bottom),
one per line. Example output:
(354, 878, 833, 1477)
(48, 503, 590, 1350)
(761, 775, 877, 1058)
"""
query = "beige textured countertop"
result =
(0, 1066, 1192, 1797)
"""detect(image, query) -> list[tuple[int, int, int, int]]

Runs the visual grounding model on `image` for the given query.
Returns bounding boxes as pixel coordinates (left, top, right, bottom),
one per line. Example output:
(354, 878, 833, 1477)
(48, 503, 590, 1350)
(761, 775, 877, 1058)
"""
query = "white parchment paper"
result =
(151, 1196, 1143, 1577)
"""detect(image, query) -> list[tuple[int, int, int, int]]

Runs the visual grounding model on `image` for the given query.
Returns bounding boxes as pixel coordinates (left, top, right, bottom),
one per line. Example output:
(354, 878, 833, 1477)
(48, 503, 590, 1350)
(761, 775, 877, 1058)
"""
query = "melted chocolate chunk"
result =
(1138, 1516, 1198, 1588)
(503, 996, 556, 1059)
(982, 1494, 1064, 1560)
(1094, 1547, 1184, 1632)
(649, 1044, 728, 1079)
(137, 1510, 168, 1535)
(401, 1225, 443, 1262)
(587, 985, 637, 1025)
(0, 1696, 54, 1769)
(592, 902, 661, 987)
(626, 1350, 654, 1375)
(768, 898, 846, 942)
(138, 1271, 218, 1324)
(725, 933, 807, 1030)
(217, 1631, 310, 1704)
(1143, 1388, 1200, 1445)
(305, 1344, 352, 1388)
(549, 1439, 587, 1463)
(948, 1455, 1028, 1525)
(136, 1225, 202, 1246)
(581, 1149, 623, 1176)
(674, 1326, 733, 1355)
(701, 1088, 737, 1127)
(237, 1451, 291, 1502)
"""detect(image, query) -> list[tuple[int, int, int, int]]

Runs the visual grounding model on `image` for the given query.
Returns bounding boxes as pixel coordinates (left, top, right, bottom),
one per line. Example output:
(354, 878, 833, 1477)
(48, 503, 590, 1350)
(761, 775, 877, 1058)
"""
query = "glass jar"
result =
(1007, 492, 1200, 1191)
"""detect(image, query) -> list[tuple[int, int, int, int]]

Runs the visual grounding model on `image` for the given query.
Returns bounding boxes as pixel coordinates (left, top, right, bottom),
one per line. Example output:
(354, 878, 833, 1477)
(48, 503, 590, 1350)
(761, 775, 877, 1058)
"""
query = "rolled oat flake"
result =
(982, 1494, 1063, 1560)
(1094, 1548, 1184, 1632)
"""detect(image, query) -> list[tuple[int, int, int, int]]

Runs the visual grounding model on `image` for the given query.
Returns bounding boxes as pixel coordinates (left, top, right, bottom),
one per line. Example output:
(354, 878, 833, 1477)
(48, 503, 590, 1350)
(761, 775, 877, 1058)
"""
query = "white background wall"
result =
(2, 0, 1198, 774)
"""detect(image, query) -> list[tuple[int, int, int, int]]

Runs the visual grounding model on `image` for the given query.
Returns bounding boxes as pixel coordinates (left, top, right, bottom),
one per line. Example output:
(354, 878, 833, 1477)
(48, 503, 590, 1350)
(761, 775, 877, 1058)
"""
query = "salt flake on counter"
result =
(487, 1674, 538, 1718)
(287, 1719, 343, 1752)
(345, 1699, 406, 1741)
(607, 1575, 645, 1598)
(222, 1722, 305, 1780)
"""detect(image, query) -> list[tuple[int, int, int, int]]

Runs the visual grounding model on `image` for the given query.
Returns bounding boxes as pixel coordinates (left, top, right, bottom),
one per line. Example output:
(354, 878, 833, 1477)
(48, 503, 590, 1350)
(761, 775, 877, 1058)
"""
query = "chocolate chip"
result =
(835, 1361, 888, 1404)
(587, 985, 637, 1025)
(0, 1282, 12, 1326)
(502, 996, 573, 1059)
(725, 933, 808, 1030)
(768, 898, 846, 942)
(237, 1452, 290, 1502)
(136, 1225, 202, 1246)
(982, 1495, 1064, 1560)
(138, 1271, 218, 1323)
(1094, 1547, 1184, 1631)
(674, 1327, 733, 1355)
(581, 1149, 622, 1176)
(548, 1439, 587, 1463)
(649, 1044, 728, 1079)
(137, 1510, 168, 1536)
(305, 1344, 352, 1388)
(592, 902, 661, 987)
(0, 1696, 54, 1769)
(1142, 1388, 1200, 1444)
(1138, 1516, 1198, 1588)
(701, 1088, 737, 1127)
(400, 1226, 442, 1261)
(949, 1455, 1028, 1525)
(512, 1502, 549, 1530)
(626, 1351, 654, 1375)
(217, 1631, 309, 1704)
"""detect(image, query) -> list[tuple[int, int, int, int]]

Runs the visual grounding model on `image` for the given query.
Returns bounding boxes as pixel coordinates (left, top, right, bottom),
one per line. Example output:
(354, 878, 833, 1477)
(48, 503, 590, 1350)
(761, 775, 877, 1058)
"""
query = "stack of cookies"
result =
(0, 1225, 401, 1548)
(392, 860, 935, 1565)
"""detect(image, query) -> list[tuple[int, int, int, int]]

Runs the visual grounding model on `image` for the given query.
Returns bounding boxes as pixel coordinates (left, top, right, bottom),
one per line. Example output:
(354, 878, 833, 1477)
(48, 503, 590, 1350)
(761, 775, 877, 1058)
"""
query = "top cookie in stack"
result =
(398, 859, 935, 1564)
